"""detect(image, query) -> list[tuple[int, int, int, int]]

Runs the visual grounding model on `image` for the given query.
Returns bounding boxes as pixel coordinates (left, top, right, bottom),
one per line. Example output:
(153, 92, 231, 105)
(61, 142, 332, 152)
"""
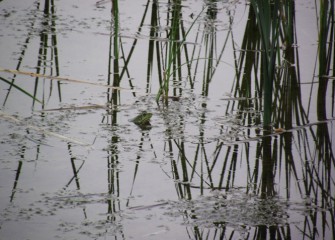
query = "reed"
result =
(111, 0, 120, 90)
(2, 1, 334, 239)
(1, 76, 42, 104)
(250, 0, 280, 128)
(2, 0, 60, 107)
(156, 4, 205, 103)
(316, 0, 334, 120)
(156, 0, 182, 103)
(119, 0, 151, 83)
(146, 0, 159, 93)
(105, 0, 121, 125)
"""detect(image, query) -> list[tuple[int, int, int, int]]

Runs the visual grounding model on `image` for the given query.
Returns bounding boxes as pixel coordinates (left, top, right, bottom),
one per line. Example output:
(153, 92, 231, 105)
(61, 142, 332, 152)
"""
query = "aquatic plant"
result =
(1, 0, 60, 107)
(250, 0, 280, 128)
(155, 2, 206, 104)
(1, 1, 334, 239)
(316, 0, 334, 119)
(0, 75, 42, 104)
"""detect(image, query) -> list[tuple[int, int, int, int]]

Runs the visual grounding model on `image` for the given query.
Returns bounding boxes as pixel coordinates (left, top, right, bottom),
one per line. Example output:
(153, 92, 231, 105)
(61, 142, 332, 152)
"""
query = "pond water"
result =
(0, 0, 334, 239)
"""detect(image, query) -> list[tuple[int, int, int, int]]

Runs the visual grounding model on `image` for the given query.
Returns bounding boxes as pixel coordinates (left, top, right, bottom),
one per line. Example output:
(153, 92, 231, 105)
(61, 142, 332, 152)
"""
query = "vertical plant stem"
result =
(156, 5, 206, 103)
(112, 0, 120, 89)
(317, 0, 333, 120)
(251, 0, 280, 127)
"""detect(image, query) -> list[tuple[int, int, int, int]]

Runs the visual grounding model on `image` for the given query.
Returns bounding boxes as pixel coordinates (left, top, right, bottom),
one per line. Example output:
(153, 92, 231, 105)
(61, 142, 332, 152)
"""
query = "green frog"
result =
(131, 111, 153, 128)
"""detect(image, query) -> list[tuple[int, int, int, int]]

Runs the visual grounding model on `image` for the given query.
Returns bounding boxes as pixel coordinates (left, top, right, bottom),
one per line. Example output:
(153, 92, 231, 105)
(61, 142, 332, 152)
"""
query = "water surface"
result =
(0, 0, 334, 239)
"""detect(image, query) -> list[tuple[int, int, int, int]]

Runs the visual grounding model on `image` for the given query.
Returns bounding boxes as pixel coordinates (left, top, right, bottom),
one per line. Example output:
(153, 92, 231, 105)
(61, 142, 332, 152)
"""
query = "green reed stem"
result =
(0, 76, 42, 104)
(250, 0, 280, 127)
(156, 6, 206, 103)
(317, 0, 334, 119)
(112, 0, 120, 88)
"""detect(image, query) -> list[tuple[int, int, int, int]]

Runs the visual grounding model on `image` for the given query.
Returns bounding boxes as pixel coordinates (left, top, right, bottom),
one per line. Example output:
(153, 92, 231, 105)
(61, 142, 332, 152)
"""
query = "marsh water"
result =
(0, 0, 334, 239)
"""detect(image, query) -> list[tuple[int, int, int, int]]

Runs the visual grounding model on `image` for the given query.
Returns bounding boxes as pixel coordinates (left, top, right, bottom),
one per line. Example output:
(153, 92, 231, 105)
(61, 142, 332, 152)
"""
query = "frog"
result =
(131, 111, 153, 128)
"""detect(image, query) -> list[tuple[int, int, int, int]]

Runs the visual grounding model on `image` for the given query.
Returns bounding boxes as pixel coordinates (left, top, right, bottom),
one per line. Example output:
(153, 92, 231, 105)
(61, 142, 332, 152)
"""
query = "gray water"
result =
(0, 0, 334, 239)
